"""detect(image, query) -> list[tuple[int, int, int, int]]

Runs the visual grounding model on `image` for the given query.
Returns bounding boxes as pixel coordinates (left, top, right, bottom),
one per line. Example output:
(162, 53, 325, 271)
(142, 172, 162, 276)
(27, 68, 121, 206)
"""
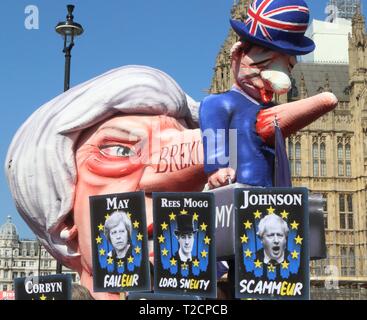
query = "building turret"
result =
(0, 216, 19, 243)
(210, 0, 250, 93)
(349, 4, 367, 80)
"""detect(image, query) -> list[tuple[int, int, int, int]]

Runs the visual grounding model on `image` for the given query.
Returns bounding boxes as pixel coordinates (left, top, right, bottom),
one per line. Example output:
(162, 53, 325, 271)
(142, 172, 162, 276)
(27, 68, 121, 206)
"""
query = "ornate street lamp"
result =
(55, 4, 84, 91)
(54, 4, 83, 274)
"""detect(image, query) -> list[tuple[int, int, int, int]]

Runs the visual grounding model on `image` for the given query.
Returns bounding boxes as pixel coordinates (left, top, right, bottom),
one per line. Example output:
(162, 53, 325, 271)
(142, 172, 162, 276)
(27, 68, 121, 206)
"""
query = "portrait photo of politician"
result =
(174, 214, 197, 263)
(256, 214, 289, 265)
(104, 211, 133, 262)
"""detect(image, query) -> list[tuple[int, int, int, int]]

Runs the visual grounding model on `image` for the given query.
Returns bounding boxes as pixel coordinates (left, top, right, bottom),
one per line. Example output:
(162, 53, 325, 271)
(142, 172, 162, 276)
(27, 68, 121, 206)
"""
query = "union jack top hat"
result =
(230, 0, 315, 56)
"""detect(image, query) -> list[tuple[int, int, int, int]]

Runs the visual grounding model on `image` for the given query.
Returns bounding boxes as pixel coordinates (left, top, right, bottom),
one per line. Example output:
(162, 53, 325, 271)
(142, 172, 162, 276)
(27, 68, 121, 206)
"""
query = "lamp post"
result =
(54, 4, 83, 274)
(37, 239, 41, 276)
(55, 4, 84, 91)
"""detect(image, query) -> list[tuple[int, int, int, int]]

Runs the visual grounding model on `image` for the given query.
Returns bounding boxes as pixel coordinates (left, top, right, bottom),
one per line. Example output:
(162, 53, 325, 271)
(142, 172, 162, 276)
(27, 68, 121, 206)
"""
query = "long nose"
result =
(260, 60, 291, 94)
(257, 92, 338, 146)
(138, 128, 207, 192)
(260, 70, 291, 94)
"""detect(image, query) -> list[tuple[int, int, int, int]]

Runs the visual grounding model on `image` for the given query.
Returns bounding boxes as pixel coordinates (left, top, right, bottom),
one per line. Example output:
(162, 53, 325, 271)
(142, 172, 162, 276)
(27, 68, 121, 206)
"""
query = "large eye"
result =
(100, 145, 135, 157)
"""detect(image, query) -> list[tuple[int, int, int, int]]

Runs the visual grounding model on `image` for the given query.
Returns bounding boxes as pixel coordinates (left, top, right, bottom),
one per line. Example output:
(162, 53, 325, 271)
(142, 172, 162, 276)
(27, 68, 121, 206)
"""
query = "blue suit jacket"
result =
(199, 88, 275, 187)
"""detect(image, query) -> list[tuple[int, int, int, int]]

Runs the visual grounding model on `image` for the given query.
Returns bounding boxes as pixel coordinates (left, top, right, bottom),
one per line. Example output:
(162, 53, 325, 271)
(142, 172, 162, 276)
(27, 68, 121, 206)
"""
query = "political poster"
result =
(90, 191, 150, 292)
(235, 188, 309, 300)
(153, 192, 216, 298)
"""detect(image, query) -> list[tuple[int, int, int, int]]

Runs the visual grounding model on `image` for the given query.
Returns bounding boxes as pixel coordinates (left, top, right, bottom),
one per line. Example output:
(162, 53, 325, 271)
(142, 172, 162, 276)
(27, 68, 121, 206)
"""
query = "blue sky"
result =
(1, 0, 365, 239)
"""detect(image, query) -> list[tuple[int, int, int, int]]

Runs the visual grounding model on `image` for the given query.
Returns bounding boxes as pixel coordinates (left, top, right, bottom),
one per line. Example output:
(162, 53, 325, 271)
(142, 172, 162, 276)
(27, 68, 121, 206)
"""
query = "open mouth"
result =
(272, 246, 280, 255)
(238, 82, 274, 104)
(260, 88, 274, 104)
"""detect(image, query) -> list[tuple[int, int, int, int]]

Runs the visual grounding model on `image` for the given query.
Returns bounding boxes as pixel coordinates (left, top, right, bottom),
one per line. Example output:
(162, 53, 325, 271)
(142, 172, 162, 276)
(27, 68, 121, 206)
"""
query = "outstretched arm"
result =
(202, 92, 338, 189)
(256, 92, 338, 145)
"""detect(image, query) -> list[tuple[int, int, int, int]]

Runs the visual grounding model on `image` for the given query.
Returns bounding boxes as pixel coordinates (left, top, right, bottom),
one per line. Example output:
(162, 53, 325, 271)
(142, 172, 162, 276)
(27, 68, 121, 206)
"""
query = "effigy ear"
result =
(230, 41, 244, 73)
(60, 224, 78, 242)
(56, 214, 80, 264)
(230, 41, 253, 72)
(230, 41, 244, 60)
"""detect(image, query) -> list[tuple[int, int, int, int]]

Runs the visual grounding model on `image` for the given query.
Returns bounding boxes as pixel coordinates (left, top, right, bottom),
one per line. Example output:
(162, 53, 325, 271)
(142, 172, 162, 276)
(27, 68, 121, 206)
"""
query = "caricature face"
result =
(232, 43, 297, 103)
(109, 221, 128, 252)
(178, 233, 194, 256)
(73, 114, 206, 279)
(261, 220, 287, 261)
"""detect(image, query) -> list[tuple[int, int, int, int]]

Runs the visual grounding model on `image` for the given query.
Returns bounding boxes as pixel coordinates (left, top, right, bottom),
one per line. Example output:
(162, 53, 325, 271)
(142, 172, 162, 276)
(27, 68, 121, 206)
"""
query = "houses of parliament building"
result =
(210, 0, 367, 299)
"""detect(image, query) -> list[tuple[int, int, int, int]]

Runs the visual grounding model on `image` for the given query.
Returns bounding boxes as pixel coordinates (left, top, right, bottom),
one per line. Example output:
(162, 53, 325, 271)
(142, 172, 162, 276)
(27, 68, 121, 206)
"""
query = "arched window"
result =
(320, 143, 326, 176)
(288, 140, 294, 175)
(339, 194, 345, 229)
(349, 247, 355, 276)
(313, 143, 319, 176)
(347, 194, 353, 229)
(295, 142, 301, 176)
(345, 143, 351, 176)
(322, 193, 328, 229)
(338, 143, 344, 176)
(341, 247, 347, 276)
(339, 193, 353, 230)
(287, 139, 301, 177)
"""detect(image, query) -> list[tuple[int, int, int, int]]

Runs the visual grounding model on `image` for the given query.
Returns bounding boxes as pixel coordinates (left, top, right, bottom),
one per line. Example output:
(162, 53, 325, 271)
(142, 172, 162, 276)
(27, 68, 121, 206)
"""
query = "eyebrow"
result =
(250, 58, 272, 66)
(96, 126, 144, 139)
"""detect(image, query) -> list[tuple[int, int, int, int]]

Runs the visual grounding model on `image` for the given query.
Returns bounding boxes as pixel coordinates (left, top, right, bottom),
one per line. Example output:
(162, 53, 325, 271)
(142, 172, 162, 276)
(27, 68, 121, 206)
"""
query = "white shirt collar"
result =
(231, 85, 260, 106)
(263, 250, 284, 265)
(178, 249, 192, 262)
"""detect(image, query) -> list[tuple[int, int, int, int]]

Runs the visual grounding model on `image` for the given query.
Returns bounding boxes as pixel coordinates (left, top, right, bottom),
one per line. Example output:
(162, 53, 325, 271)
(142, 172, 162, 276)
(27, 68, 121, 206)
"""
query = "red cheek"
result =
(85, 153, 143, 178)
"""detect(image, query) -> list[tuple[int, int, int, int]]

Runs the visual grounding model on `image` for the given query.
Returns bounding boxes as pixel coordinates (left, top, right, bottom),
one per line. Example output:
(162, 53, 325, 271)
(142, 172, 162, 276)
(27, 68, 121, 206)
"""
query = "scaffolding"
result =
(328, 0, 361, 21)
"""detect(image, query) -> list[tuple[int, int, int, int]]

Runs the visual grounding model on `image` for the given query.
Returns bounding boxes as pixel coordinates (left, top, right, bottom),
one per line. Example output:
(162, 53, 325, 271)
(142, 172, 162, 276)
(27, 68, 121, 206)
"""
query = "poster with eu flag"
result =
(89, 192, 150, 292)
(153, 192, 216, 298)
(235, 188, 309, 300)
